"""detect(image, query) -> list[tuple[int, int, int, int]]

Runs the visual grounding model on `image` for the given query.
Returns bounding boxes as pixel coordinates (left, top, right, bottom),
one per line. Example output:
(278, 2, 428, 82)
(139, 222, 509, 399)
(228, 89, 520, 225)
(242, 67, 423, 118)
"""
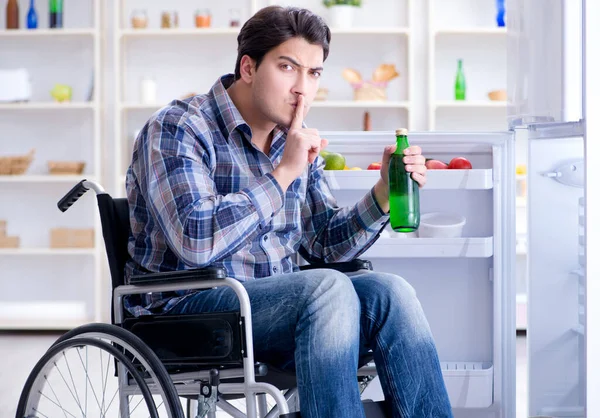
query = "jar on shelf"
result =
(195, 9, 211, 28)
(229, 8, 241, 27)
(161, 11, 178, 28)
(131, 9, 148, 29)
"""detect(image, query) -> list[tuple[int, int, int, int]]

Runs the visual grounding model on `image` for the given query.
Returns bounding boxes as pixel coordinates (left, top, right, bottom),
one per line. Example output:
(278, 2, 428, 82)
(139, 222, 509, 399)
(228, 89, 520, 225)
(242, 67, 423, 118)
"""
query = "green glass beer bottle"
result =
(455, 59, 466, 100)
(389, 128, 420, 232)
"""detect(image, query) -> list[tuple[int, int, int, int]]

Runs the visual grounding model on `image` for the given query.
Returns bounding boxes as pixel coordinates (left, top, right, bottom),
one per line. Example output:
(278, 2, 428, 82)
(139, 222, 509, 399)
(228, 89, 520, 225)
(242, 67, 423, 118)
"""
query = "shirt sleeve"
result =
(299, 155, 390, 263)
(139, 107, 284, 267)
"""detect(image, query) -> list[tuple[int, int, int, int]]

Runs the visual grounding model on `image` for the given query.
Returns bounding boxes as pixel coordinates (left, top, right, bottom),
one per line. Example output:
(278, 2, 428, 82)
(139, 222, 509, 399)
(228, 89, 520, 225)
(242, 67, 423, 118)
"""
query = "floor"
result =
(2, 332, 528, 417)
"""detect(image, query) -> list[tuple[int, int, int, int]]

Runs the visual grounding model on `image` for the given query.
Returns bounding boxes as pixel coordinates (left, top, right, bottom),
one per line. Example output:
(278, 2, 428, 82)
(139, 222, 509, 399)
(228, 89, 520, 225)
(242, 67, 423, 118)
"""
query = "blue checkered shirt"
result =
(124, 74, 389, 317)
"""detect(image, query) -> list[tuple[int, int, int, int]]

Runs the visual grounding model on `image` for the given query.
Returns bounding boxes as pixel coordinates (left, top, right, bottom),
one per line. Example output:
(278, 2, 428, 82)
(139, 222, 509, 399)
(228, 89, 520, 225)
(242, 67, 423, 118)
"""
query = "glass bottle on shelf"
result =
(454, 59, 466, 101)
(6, 0, 19, 30)
(229, 8, 241, 27)
(496, 0, 506, 27)
(49, 0, 63, 28)
(27, 0, 38, 29)
(161, 11, 171, 28)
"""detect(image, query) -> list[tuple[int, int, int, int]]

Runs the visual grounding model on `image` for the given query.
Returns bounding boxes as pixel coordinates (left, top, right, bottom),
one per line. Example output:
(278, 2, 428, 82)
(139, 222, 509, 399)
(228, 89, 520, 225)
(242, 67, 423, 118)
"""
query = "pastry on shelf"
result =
(342, 64, 400, 101)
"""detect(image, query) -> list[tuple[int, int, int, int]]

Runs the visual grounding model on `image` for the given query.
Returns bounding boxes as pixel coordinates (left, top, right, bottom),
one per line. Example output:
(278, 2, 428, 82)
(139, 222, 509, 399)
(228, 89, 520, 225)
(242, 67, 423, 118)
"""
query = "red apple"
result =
(448, 157, 473, 169)
(425, 159, 448, 170)
(368, 162, 382, 170)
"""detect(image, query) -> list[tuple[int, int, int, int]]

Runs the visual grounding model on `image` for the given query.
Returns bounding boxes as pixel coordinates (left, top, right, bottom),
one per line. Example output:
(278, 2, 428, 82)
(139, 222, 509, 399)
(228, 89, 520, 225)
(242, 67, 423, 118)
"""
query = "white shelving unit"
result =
(113, 0, 413, 195)
(0, 0, 103, 330)
(427, 0, 508, 131)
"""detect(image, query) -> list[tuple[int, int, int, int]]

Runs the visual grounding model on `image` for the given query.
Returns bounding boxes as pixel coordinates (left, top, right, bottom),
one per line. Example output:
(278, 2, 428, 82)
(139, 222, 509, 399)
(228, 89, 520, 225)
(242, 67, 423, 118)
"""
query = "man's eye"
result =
(281, 64, 293, 71)
(312, 71, 322, 78)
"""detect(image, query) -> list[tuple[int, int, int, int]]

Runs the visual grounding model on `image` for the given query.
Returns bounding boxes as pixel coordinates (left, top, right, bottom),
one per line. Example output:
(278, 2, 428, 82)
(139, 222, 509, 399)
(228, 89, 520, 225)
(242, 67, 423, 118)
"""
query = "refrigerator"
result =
(315, 0, 597, 417)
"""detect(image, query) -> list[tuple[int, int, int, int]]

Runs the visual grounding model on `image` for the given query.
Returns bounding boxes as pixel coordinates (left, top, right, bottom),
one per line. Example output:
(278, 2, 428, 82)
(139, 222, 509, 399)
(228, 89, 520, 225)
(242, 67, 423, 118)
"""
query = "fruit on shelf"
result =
(367, 162, 382, 170)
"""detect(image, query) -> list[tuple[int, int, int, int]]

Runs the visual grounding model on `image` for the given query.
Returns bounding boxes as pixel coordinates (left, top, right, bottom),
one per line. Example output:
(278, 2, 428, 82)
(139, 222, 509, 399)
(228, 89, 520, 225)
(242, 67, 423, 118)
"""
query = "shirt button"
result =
(272, 266, 278, 273)
(263, 235, 268, 242)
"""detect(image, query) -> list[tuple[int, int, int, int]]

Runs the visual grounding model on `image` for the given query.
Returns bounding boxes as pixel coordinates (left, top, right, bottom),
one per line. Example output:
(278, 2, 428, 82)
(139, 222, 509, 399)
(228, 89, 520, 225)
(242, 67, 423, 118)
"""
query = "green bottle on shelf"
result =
(388, 128, 420, 233)
(455, 59, 466, 100)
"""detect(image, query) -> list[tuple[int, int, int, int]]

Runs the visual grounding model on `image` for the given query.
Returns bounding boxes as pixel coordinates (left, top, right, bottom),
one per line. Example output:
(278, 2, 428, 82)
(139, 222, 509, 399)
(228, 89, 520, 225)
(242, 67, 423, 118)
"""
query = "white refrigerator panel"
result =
(524, 124, 585, 417)
(320, 131, 515, 418)
(507, 0, 566, 126)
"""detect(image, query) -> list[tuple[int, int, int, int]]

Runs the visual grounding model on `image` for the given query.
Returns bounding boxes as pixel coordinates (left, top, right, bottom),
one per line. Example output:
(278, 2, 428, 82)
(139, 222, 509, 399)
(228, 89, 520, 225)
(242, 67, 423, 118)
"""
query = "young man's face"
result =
(250, 37, 324, 128)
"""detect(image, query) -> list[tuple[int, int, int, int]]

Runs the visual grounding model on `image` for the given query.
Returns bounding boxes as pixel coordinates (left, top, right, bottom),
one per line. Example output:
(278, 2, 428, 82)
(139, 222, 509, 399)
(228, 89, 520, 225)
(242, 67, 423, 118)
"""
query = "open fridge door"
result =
(506, 0, 597, 416)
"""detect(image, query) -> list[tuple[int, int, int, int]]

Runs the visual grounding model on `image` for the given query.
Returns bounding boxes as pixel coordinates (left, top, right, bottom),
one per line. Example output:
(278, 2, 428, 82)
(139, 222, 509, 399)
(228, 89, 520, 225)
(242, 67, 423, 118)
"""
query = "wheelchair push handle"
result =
(57, 179, 107, 212)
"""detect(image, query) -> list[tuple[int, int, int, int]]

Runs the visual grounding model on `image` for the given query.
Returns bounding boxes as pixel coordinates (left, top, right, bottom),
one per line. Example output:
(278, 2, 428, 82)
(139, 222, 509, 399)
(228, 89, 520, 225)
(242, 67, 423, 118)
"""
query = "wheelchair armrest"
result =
(129, 266, 227, 286)
(299, 259, 373, 273)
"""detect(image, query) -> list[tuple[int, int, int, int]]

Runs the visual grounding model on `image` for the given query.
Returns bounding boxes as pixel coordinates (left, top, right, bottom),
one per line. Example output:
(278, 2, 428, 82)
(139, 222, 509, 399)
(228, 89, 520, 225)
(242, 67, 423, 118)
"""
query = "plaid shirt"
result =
(124, 74, 389, 317)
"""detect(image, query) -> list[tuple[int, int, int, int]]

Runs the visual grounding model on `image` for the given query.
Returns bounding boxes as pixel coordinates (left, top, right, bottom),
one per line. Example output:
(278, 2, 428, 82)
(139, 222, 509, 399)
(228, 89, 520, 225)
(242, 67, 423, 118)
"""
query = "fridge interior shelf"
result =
(364, 237, 493, 258)
(441, 362, 494, 409)
(324, 169, 493, 190)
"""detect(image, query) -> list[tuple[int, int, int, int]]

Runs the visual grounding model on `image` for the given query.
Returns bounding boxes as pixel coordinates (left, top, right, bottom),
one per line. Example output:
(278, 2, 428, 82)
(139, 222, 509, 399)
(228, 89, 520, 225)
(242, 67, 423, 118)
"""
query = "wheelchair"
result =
(16, 179, 390, 418)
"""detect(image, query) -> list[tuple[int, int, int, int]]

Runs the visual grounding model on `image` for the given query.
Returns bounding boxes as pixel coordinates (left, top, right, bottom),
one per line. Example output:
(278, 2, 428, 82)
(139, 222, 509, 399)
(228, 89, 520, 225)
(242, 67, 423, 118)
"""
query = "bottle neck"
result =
(395, 135, 410, 154)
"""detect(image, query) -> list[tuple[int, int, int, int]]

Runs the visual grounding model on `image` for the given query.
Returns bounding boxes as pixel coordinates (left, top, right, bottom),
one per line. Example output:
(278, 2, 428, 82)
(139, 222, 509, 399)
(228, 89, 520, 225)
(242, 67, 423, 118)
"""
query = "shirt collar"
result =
(211, 74, 251, 139)
(211, 74, 290, 157)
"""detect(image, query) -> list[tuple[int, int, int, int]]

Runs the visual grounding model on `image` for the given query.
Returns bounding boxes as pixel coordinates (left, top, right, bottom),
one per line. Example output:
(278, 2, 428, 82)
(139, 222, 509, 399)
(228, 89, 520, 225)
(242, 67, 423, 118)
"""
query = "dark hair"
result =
(234, 6, 331, 80)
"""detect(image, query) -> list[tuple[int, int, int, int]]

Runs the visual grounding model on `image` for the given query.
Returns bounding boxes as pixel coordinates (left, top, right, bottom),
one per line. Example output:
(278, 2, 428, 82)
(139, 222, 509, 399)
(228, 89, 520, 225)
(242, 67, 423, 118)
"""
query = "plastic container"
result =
(417, 212, 466, 238)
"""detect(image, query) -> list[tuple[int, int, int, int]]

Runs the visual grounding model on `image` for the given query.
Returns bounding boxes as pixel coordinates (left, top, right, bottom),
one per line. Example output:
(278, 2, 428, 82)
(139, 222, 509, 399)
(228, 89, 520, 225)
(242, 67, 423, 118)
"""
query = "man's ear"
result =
(239, 55, 256, 84)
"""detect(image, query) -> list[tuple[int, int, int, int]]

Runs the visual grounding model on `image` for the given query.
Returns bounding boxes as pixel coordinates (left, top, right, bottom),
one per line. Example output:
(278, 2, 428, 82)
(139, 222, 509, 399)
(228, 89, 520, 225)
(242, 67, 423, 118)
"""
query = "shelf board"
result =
(121, 101, 411, 110)
(118, 27, 409, 38)
(324, 168, 493, 190)
(312, 100, 410, 109)
(330, 27, 410, 35)
(0, 28, 97, 37)
(119, 28, 240, 37)
(0, 318, 91, 330)
(120, 102, 163, 111)
(363, 237, 494, 258)
(435, 101, 507, 108)
(0, 301, 89, 330)
(0, 175, 95, 183)
(0, 248, 96, 255)
(435, 27, 507, 35)
(0, 102, 96, 110)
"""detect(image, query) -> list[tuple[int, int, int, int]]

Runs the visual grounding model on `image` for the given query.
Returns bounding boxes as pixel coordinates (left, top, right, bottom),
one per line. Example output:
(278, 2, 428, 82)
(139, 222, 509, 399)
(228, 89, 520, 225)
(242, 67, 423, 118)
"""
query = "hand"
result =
(381, 144, 427, 188)
(272, 95, 328, 190)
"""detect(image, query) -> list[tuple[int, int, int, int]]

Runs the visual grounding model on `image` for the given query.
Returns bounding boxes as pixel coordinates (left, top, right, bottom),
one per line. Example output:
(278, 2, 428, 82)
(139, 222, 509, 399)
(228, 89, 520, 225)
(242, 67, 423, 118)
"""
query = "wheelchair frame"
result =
(16, 179, 386, 418)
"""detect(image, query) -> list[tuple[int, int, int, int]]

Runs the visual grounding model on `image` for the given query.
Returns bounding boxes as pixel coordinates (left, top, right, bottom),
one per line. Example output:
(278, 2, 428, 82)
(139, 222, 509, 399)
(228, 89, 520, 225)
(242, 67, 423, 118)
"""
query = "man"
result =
(125, 5, 453, 418)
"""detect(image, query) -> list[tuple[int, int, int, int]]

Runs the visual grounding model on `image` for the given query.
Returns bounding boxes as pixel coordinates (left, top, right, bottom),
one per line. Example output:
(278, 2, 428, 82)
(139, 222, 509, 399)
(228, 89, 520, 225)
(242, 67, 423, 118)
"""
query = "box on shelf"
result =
(0, 220, 19, 248)
(0, 236, 20, 248)
(50, 228, 94, 248)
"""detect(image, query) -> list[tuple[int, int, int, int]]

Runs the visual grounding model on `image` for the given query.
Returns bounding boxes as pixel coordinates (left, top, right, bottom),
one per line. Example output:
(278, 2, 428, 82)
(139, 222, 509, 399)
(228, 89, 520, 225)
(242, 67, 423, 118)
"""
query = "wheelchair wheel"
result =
(17, 337, 159, 418)
(17, 323, 185, 418)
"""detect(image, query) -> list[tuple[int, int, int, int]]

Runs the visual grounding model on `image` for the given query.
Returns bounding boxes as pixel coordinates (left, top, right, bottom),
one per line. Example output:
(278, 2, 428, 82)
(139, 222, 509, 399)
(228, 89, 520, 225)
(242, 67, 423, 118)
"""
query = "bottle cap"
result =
(395, 128, 408, 136)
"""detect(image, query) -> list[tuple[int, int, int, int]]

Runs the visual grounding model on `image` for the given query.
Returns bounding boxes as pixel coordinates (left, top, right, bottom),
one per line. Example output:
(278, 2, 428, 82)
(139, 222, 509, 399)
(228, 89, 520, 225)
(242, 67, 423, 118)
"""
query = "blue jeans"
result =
(169, 269, 453, 418)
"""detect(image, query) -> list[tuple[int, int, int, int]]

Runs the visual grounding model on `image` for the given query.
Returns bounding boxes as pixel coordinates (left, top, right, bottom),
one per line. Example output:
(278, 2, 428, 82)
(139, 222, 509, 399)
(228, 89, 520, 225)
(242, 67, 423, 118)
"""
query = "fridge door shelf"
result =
(324, 169, 493, 191)
(442, 362, 494, 409)
(364, 237, 493, 258)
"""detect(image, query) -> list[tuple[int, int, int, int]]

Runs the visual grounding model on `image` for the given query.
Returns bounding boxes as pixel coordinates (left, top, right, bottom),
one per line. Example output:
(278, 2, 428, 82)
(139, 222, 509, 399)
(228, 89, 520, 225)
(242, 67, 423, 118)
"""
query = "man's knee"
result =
(355, 272, 432, 336)
(296, 268, 361, 333)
